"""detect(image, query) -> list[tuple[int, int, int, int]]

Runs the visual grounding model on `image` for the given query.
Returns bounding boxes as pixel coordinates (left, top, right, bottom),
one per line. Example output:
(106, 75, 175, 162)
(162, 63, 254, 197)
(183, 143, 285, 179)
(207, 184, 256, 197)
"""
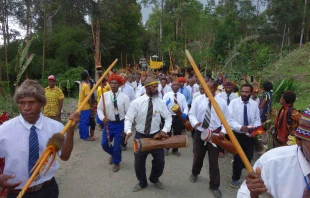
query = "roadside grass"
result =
(262, 44, 310, 110)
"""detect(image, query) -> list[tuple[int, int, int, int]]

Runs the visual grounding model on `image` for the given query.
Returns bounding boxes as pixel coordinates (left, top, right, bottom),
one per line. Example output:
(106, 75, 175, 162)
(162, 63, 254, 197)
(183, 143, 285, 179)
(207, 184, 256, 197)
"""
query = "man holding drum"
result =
(163, 80, 188, 156)
(124, 77, 172, 192)
(188, 80, 231, 198)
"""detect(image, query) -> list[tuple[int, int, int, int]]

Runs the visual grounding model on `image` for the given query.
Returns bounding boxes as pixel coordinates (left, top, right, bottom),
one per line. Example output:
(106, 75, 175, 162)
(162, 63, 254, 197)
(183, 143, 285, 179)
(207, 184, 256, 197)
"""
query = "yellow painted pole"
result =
(185, 50, 254, 173)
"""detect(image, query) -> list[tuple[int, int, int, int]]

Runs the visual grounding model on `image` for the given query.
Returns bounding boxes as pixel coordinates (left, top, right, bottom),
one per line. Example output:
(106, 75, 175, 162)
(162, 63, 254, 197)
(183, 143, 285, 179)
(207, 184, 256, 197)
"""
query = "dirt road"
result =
(56, 128, 245, 198)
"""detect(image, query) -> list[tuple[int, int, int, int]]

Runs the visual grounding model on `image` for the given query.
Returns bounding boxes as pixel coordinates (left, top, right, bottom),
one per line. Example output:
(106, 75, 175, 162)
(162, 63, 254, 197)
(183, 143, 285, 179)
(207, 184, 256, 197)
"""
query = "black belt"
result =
(196, 126, 221, 133)
(9, 177, 55, 194)
(108, 119, 124, 124)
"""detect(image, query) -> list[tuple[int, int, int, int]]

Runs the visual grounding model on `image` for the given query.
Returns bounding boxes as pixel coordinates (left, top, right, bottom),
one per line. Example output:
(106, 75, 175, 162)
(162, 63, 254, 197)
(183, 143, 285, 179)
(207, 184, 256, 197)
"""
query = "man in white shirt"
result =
(163, 81, 188, 156)
(97, 74, 130, 172)
(126, 74, 135, 89)
(186, 78, 199, 104)
(217, 81, 238, 106)
(189, 80, 231, 198)
(131, 74, 141, 91)
(158, 77, 172, 99)
(228, 84, 261, 189)
(119, 73, 135, 102)
(0, 79, 79, 198)
(124, 77, 172, 192)
(251, 87, 260, 106)
(166, 75, 172, 87)
(135, 76, 146, 98)
(238, 105, 310, 198)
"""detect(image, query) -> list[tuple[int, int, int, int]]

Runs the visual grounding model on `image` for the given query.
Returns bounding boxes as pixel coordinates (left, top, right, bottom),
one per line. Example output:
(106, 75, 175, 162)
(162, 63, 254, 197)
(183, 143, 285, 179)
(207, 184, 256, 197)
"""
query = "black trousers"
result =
(167, 116, 184, 152)
(8, 177, 59, 198)
(134, 132, 165, 188)
(192, 130, 220, 190)
(232, 133, 255, 181)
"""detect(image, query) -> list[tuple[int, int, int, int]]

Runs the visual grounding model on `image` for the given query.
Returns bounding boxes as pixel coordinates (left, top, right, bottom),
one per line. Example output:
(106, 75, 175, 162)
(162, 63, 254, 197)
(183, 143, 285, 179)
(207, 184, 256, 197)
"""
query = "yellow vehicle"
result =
(150, 55, 163, 69)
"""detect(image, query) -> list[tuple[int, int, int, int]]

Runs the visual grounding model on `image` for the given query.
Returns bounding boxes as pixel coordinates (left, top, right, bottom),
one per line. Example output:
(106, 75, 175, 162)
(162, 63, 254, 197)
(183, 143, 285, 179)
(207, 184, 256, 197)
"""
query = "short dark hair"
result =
(81, 70, 89, 81)
(262, 81, 273, 92)
(282, 90, 296, 104)
(241, 84, 253, 92)
(207, 80, 218, 88)
(160, 77, 167, 82)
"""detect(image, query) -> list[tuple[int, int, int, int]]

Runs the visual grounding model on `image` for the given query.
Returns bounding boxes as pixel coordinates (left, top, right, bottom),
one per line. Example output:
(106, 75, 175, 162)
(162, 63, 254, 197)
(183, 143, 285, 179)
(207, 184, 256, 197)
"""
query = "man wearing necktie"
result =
(238, 105, 310, 198)
(189, 80, 231, 198)
(217, 81, 238, 157)
(228, 84, 261, 189)
(97, 74, 130, 172)
(163, 81, 188, 156)
(124, 77, 172, 192)
(177, 77, 192, 106)
(0, 79, 79, 198)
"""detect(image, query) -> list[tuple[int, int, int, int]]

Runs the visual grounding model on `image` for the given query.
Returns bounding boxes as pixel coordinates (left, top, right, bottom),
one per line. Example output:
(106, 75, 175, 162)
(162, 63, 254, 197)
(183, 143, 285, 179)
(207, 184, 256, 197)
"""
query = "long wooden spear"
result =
(17, 59, 118, 198)
(100, 86, 111, 147)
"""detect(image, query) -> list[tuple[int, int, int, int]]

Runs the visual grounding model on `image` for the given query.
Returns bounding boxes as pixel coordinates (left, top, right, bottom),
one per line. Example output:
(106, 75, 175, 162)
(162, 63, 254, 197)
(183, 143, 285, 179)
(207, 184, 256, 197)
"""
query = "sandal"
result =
(132, 184, 144, 192)
(91, 136, 98, 140)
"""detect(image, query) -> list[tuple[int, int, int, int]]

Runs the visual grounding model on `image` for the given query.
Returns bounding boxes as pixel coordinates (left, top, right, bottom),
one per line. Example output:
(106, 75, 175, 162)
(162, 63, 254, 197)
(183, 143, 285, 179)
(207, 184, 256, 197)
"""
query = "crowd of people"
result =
(0, 68, 308, 198)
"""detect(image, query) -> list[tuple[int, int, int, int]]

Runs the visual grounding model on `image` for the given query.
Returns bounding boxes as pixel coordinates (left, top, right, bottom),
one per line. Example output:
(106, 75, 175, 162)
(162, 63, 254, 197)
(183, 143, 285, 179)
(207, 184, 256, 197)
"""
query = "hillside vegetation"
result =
(262, 44, 310, 110)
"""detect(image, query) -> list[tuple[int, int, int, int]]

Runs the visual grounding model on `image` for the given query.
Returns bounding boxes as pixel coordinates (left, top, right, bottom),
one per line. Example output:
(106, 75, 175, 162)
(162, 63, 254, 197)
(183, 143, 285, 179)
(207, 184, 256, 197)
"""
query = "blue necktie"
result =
(181, 88, 183, 94)
(29, 125, 39, 178)
(244, 102, 249, 126)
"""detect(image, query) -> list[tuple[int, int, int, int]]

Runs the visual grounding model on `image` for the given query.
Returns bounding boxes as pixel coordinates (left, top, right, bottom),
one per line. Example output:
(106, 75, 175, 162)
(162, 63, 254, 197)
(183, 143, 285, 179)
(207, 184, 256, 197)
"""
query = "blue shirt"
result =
(178, 86, 192, 105)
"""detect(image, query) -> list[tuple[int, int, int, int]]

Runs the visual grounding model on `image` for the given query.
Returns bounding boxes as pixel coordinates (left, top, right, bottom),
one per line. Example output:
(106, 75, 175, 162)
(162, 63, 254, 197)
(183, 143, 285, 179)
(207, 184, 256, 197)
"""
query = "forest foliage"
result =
(0, 0, 310, 98)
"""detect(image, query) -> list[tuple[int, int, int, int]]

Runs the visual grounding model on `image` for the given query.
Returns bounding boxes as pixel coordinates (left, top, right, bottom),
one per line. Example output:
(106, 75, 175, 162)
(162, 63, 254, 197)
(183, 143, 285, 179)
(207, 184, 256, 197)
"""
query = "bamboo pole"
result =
(60, 59, 118, 135)
(17, 59, 118, 198)
(185, 50, 253, 173)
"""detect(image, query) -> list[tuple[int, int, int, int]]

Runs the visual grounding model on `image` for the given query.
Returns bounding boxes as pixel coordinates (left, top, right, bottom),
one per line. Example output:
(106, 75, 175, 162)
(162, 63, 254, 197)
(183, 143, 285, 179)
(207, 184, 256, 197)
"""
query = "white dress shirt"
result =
(158, 84, 172, 99)
(135, 86, 146, 98)
(251, 97, 260, 106)
(186, 84, 199, 99)
(163, 91, 188, 116)
(192, 92, 202, 102)
(97, 91, 130, 121)
(217, 92, 238, 104)
(238, 145, 309, 198)
(228, 97, 261, 133)
(189, 94, 231, 133)
(125, 94, 172, 134)
(119, 82, 135, 101)
(0, 114, 63, 189)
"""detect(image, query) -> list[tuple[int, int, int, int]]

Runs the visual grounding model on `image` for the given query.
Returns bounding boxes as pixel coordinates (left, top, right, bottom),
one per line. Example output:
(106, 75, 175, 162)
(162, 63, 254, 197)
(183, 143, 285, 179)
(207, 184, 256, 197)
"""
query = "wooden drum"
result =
(171, 104, 193, 131)
(133, 135, 189, 153)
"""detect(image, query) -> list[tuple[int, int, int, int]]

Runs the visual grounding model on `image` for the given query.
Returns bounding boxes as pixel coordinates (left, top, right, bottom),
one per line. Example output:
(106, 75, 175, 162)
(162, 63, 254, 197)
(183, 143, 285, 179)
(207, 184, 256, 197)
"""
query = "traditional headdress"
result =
(108, 74, 125, 86)
(144, 77, 158, 87)
(223, 81, 235, 88)
(0, 112, 11, 125)
(177, 77, 187, 83)
(295, 105, 310, 140)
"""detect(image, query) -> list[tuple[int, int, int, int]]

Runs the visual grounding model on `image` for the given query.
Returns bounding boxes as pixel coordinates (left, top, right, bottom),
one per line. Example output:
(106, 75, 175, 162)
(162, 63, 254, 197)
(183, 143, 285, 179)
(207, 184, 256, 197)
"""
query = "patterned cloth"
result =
(259, 91, 272, 122)
(295, 105, 310, 140)
(43, 86, 64, 117)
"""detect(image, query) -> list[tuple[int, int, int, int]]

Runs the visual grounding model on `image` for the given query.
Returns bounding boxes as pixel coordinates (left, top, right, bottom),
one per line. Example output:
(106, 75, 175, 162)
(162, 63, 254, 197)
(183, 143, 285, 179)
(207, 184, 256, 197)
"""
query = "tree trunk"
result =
(306, 18, 310, 42)
(26, 0, 30, 78)
(300, 0, 307, 47)
(42, 3, 47, 75)
(281, 24, 286, 54)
